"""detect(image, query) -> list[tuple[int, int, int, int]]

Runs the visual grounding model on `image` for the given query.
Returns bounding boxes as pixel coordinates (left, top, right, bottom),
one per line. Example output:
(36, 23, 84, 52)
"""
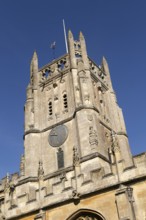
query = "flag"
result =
(50, 41, 56, 49)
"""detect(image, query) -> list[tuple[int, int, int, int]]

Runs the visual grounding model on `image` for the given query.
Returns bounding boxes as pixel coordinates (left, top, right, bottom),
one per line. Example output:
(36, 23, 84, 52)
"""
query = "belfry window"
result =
(48, 101, 53, 116)
(63, 93, 68, 110)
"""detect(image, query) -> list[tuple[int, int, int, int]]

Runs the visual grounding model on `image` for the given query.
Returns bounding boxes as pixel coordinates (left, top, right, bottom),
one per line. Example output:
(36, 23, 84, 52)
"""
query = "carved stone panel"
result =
(89, 126, 98, 149)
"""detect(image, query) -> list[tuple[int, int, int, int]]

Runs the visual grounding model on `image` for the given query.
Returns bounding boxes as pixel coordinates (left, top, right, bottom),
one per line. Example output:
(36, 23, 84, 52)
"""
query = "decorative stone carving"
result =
(72, 189, 80, 200)
(34, 210, 46, 220)
(38, 160, 44, 180)
(105, 131, 109, 139)
(108, 140, 115, 164)
(105, 131, 112, 148)
(4, 174, 16, 206)
(73, 146, 80, 167)
(111, 130, 120, 152)
(89, 126, 98, 147)
(60, 172, 67, 181)
(9, 182, 17, 208)
(4, 173, 10, 193)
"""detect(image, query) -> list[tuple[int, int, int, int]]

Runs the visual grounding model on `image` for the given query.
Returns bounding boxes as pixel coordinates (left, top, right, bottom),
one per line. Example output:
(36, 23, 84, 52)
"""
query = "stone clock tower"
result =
(0, 30, 146, 220)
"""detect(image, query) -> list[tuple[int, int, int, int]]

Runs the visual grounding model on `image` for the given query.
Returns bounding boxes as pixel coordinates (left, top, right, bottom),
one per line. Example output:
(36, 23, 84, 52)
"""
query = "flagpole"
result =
(63, 19, 68, 53)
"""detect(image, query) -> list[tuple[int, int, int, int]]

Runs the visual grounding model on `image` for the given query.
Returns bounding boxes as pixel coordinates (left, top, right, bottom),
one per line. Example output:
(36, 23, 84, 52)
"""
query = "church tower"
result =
(24, 30, 133, 179)
(0, 30, 146, 220)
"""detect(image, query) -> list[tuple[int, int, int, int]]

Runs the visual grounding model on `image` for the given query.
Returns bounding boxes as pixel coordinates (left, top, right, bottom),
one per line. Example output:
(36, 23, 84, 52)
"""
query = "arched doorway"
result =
(66, 209, 106, 220)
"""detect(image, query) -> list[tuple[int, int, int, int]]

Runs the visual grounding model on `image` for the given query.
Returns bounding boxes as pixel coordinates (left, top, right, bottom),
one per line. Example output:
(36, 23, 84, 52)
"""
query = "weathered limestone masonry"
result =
(0, 30, 146, 220)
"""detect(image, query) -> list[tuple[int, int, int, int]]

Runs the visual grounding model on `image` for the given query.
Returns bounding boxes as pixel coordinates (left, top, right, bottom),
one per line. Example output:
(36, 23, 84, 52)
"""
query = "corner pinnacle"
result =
(79, 31, 84, 40)
(68, 29, 73, 38)
(32, 50, 38, 60)
(102, 56, 108, 66)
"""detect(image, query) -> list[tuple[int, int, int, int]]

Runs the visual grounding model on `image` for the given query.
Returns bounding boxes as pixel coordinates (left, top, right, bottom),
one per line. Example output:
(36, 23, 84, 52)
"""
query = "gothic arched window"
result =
(66, 209, 105, 220)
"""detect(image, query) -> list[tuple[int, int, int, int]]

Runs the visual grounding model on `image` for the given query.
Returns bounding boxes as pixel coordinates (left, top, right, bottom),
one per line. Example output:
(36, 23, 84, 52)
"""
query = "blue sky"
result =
(0, 0, 146, 179)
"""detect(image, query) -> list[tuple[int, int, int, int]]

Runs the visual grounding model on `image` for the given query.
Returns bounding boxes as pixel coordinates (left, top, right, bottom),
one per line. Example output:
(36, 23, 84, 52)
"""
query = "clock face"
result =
(48, 125, 68, 147)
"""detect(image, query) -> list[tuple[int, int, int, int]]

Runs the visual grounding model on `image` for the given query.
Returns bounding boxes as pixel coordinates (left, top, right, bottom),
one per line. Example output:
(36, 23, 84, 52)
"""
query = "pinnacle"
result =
(79, 31, 84, 40)
(101, 56, 109, 72)
(101, 56, 113, 90)
(32, 50, 38, 60)
(68, 29, 73, 38)
(30, 50, 38, 74)
(102, 56, 107, 65)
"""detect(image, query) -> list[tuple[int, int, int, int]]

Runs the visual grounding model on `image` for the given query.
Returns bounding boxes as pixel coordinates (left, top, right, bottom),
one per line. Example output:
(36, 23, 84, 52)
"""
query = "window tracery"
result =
(67, 210, 105, 220)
